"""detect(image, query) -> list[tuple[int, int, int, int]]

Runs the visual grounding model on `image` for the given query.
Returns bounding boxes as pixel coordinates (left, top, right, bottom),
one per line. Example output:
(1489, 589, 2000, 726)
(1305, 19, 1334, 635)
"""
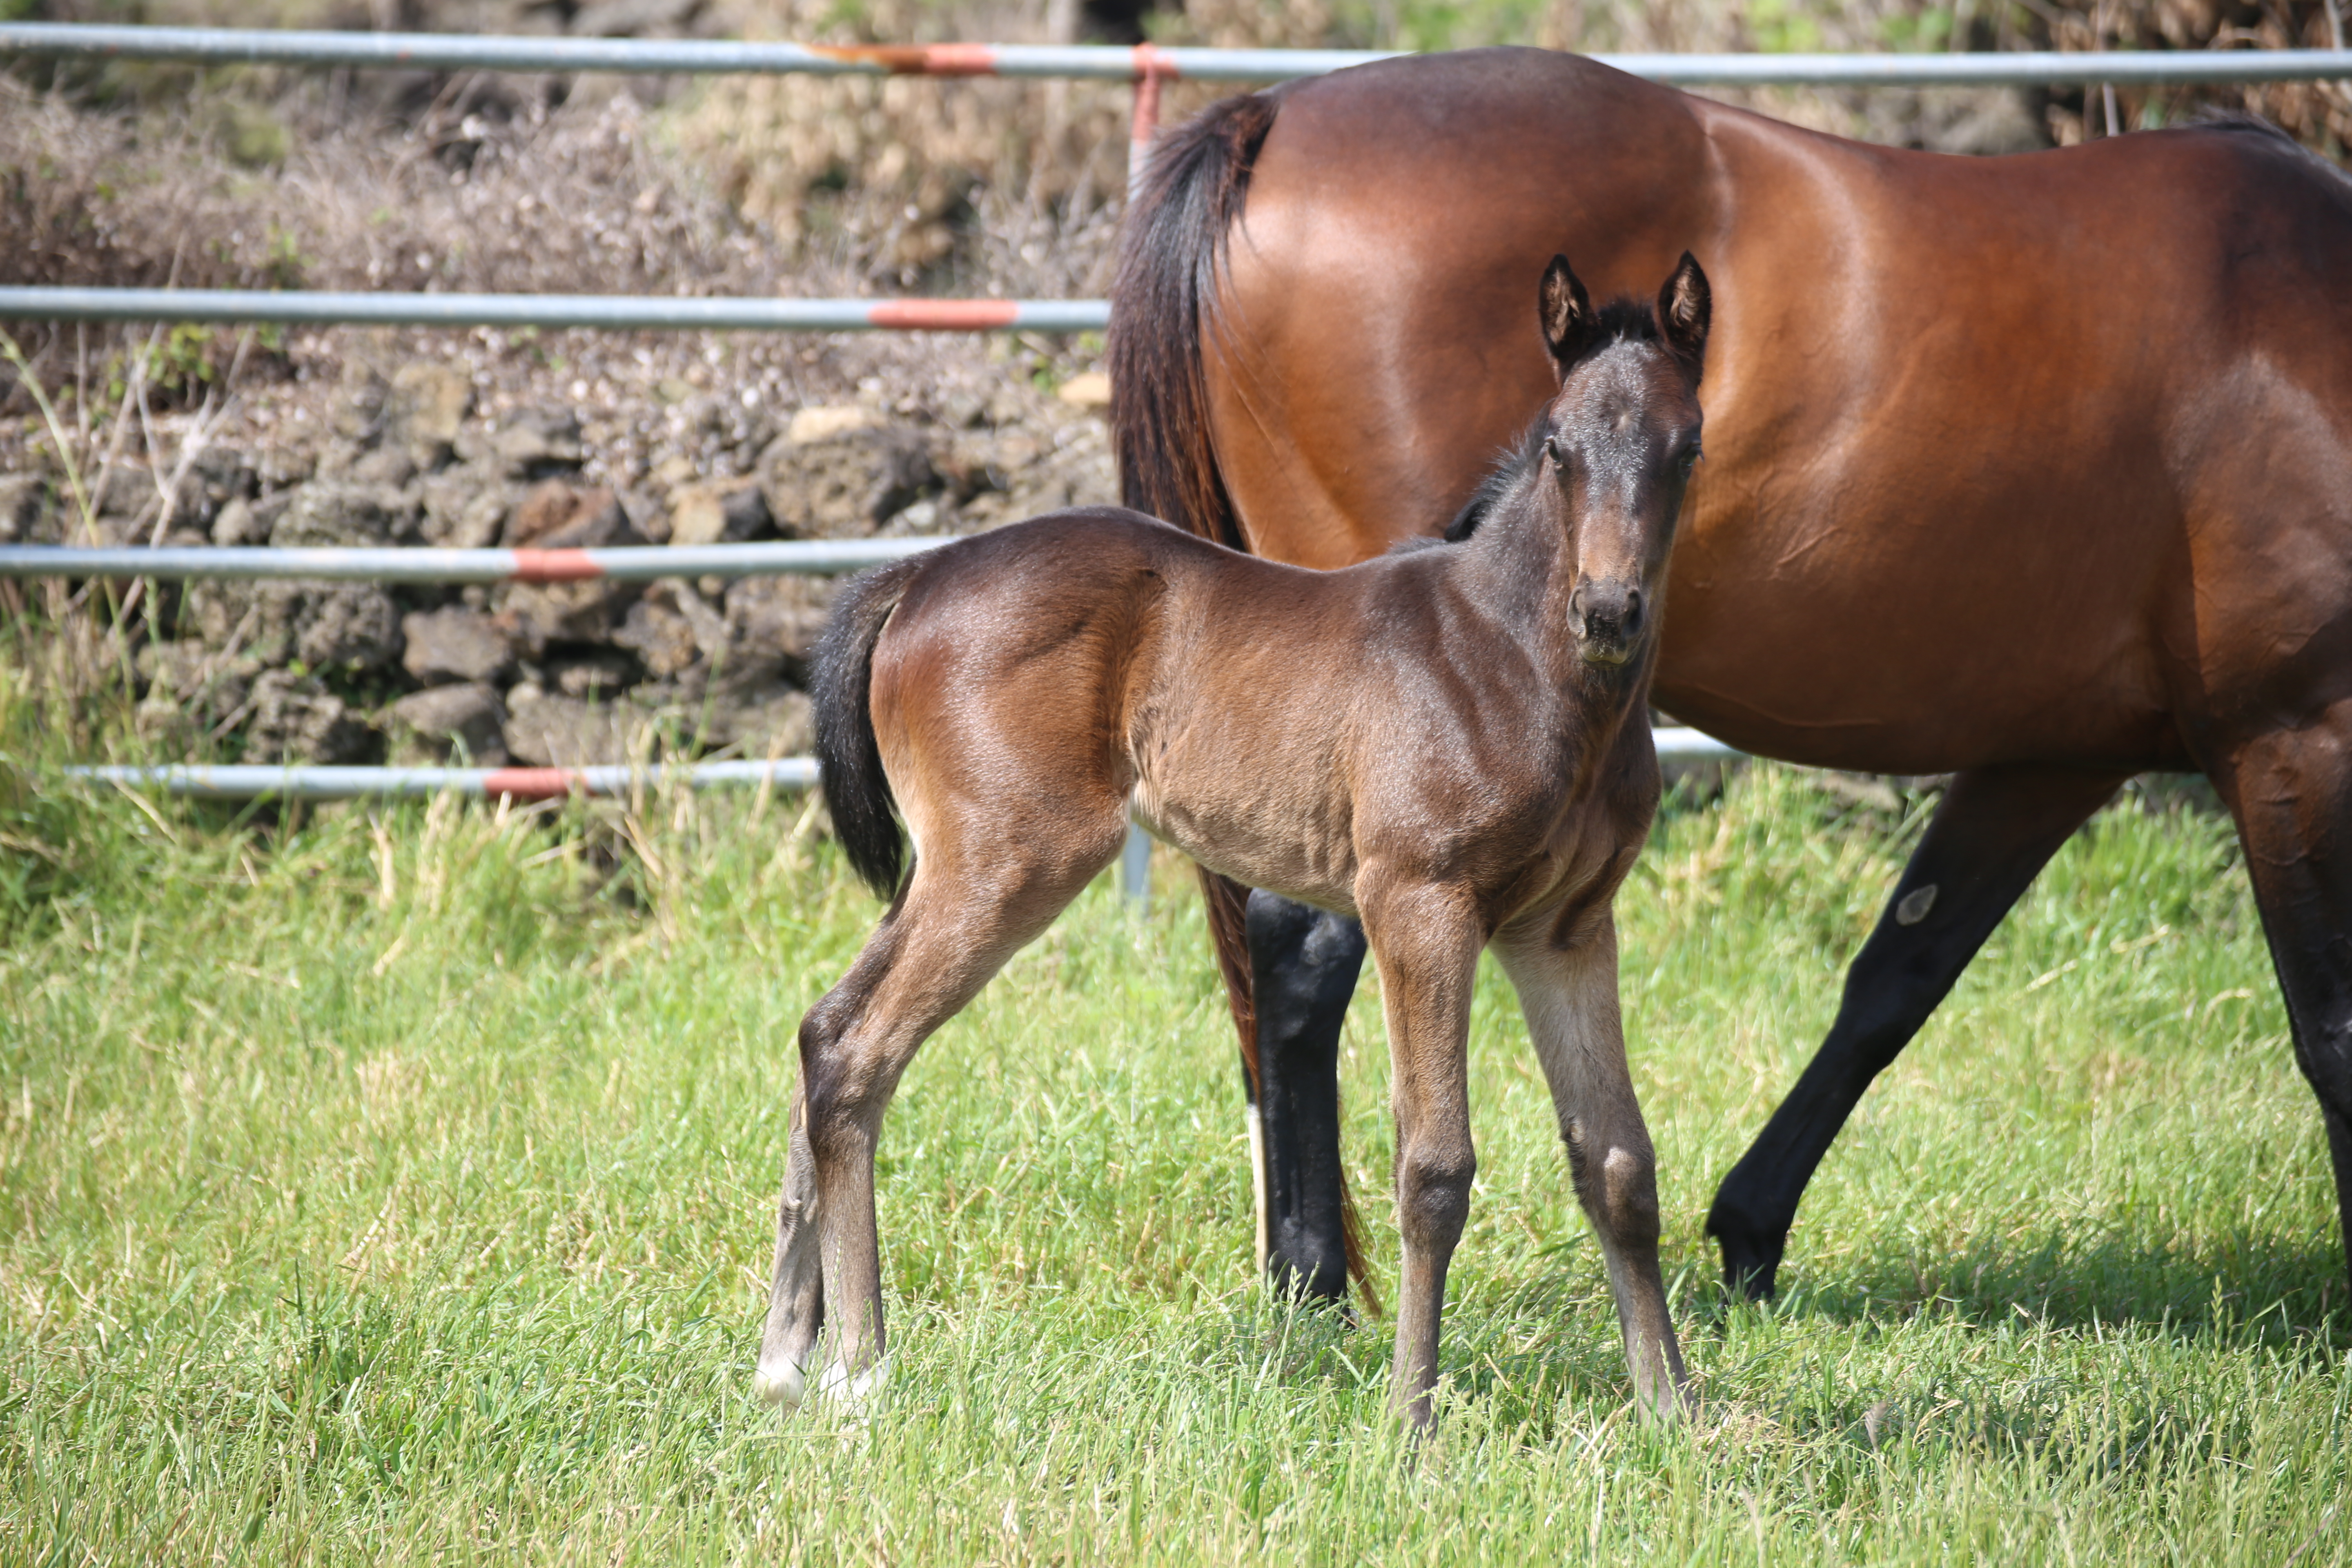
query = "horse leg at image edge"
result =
(1495, 914, 1688, 1417)
(1245, 890, 1369, 1304)
(1706, 764, 2130, 1298)
(2216, 718, 2352, 1299)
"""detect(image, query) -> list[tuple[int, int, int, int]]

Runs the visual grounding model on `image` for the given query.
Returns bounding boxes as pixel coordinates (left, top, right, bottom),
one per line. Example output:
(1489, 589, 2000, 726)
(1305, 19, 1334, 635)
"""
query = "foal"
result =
(757, 254, 1710, 1428)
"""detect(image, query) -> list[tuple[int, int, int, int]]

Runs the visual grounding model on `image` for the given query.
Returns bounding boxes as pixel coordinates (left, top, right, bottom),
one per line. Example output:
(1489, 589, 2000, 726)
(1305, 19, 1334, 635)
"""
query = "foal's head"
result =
(1524, 252, 1710, 668)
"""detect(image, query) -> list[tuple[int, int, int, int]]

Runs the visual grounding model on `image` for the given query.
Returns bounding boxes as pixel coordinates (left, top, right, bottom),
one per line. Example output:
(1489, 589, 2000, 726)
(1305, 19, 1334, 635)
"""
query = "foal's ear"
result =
(1657, 252, 1711, 372)
(1539, 254, 1597, 376)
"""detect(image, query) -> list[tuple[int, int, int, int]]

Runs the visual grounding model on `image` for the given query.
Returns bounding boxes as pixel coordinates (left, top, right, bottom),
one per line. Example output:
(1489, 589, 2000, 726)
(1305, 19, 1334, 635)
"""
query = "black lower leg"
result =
(1247, 890, 1367, 1303)
(1708, 765, 2127, 1298)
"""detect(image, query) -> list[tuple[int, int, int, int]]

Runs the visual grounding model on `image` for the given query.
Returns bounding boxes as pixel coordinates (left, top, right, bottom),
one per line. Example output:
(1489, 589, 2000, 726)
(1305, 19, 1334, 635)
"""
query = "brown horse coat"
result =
(1113, 47, 2352, 1303)
(757, 259, 1709, 1425)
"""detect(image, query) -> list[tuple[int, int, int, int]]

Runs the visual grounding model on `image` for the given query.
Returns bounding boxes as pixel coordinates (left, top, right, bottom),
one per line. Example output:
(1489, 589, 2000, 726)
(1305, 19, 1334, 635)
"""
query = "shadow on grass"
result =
(1684, 1224, 2348, 1355)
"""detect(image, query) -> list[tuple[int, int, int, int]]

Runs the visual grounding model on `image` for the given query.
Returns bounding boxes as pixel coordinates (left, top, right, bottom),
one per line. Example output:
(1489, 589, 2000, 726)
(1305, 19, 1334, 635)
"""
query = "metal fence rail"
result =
(0, 539, 949, 584)
(69, 735, 1740, 804)
(67, 760, 818, 801)
(0, 289, 1111, 333)
(5, 22, 2350, 87)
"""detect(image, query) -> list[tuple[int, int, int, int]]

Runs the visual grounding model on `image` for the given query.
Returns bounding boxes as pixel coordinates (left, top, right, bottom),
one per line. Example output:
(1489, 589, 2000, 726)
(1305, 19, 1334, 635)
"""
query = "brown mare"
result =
(1111, 47, 2352, 1310)
(754, 256, 1710, 1426)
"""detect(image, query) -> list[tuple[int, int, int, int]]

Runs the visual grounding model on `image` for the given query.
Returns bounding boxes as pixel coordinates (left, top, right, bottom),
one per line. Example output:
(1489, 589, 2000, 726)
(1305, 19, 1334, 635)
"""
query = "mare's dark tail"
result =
(1111, 89, 1379, 1313)
(811, 559, 923, 902)
(1110, 89, 1278, 551)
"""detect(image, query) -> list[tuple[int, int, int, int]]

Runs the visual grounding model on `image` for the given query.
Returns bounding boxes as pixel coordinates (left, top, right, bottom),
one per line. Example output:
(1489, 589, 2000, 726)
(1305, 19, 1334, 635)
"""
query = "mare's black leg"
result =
(2216, 722, 2352, 1301)
(1247, 890, 1368, 1303)
(1707, 764, 2129, 1298)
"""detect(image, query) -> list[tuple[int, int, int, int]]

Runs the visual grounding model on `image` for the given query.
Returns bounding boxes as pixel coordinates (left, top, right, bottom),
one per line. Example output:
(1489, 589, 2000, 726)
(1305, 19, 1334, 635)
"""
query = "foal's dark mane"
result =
(1439, 298, 1670, 545)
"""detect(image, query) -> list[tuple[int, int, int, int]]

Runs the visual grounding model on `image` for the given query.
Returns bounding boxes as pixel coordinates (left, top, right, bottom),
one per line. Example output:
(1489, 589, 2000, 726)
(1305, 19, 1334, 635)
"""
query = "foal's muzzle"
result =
(1573, 579, 1645, 666)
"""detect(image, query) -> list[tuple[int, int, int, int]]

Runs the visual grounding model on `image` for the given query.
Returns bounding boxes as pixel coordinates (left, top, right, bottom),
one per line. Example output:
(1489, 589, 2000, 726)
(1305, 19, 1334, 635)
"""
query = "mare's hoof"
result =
(753, 1356, 808, 1408)
(1709, 1225, 1784, 1301)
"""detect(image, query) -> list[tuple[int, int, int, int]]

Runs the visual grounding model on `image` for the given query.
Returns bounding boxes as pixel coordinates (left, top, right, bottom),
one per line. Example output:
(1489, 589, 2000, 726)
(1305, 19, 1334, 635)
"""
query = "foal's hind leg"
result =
(1707, 764, 2127, 1298)
(754, 1092, 826, 1405)
(763, 810, 1129, 1406)
(2214, 718, 2352, 1301)
(1494, 912, 1688, 1419)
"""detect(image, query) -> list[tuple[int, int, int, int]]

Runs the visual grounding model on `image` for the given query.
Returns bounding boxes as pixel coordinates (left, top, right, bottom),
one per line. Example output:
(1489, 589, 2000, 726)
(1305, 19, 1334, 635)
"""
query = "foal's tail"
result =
(811, 559, 922, 902)
(1112, 89, 1379, 1312)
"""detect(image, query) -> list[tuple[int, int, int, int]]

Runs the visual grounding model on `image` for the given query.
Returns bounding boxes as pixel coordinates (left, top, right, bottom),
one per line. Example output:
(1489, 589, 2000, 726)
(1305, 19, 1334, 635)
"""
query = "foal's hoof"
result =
(753, 1356, 808, 1408)
(815, 1354, 892, 1414)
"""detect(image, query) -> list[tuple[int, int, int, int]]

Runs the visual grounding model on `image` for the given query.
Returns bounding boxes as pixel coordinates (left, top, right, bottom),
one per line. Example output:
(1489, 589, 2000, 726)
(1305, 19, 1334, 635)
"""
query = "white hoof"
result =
(815, 1354, 891, 1412)
(753, 1356, 808, 1408)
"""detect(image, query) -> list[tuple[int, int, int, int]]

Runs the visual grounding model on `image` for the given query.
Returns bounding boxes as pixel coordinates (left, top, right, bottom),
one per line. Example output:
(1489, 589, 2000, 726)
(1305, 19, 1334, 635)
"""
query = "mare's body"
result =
(757, 261, 1709, 1424)
(1111, 47, 2352, 1302)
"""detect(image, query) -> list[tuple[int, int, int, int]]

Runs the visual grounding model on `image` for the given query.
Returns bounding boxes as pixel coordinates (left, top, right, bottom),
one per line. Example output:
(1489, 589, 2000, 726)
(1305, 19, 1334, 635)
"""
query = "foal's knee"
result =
(1570, 1134, 1660, 1251)
(1396, 1140, 1476, 1249)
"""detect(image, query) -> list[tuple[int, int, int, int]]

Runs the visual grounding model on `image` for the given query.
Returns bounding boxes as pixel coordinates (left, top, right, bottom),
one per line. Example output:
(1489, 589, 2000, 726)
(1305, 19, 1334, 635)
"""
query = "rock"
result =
(503, 693, 655, 767)
(351, 447, 418, 488)
(503, 480, 642, 550)
(209, 496, 255, 546)
(136, 640, 260, 722)
(332, 364, 388, 443)
(183, 580, 301, 666)
(270, 482, 414, 547)
(294, 586, 403, 673)
(612, 595, 700, 678)
(255, 446, 314, 490)
(385, 682, 508, 765)
(1056, 371, 1111, 409)
(89, 466, 153, 528)
(491, 409, 585, 480)
(189, 447, 256, 510)
(420, 477, 509, 549)
(245, 670, 372, 764)
(787, 405, 883, 444)
(211, 490, 291, 547)
(570, 0, 704, 36)
(388, 362, 472, 467)
(757, 422, 940, 538)
(665, 482, 771, 546)
(724, 575, 833, 677)
(487, 486, 647, 656)
(551, 652, 637, 699)
(401, 606, 515, 686)
(0, 472, 45, 542)
(708, 689, 813, 756)
(494, 576, 638, 660)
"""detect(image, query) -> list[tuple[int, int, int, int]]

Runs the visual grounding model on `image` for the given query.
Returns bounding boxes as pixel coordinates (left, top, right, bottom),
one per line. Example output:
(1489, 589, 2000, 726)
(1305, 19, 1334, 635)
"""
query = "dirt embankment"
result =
(0, 20, 1123, 769)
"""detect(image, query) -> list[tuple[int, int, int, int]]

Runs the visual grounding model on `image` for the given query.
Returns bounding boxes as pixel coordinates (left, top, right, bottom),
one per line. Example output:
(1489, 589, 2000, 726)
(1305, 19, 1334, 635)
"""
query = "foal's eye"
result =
(1676, 445, 1703, 479)
(1544, 436, 1566, 469)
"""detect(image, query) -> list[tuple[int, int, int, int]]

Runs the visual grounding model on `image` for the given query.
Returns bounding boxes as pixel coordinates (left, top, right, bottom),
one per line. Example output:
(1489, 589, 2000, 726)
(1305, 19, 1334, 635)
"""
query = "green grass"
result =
(1, 713, 2346, 1561)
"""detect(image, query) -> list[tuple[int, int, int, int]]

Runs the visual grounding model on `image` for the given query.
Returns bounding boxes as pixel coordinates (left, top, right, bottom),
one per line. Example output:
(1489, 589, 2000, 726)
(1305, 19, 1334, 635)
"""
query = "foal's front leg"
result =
(1359, 882, 1483, 1429)
(1494, 911, 1688, 1418)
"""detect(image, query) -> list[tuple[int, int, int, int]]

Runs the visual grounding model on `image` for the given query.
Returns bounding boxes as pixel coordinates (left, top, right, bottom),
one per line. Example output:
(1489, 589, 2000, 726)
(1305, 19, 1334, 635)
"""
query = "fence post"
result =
(1128, 42, 1166, 203)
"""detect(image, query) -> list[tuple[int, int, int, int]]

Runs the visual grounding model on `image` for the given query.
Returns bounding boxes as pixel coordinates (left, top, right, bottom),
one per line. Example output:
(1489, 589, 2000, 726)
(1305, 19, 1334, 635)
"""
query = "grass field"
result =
(2, 710, 2347, 1562)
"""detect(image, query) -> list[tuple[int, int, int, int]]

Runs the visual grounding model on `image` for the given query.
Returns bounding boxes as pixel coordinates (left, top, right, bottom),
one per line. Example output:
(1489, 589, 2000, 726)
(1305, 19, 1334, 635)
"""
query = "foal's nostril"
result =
(1621, 588, 1644, 635)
